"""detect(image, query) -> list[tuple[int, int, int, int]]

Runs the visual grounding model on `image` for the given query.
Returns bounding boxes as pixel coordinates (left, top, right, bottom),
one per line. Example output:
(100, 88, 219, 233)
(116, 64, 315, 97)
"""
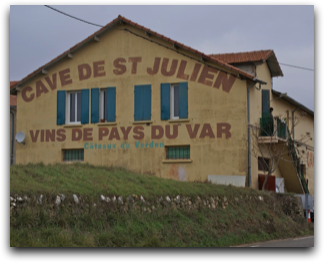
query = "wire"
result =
(44, 5, 105, 28)
(44, 5, 314, 73)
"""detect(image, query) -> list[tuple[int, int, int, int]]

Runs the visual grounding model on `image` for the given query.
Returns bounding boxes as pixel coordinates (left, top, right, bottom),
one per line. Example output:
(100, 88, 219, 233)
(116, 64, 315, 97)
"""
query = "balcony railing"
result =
(259, 116, 287, 139)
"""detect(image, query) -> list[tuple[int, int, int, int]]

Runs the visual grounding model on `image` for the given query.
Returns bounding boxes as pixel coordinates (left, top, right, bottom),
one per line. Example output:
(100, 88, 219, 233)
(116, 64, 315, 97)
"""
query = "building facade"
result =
(10, 16, 314, 196)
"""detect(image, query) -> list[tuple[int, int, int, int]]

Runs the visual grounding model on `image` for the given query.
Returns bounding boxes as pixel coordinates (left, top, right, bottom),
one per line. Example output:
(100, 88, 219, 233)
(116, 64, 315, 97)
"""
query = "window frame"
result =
(258, 157, 270, 172)
(66, 91, 81, 125)
(63, 149, 84, 162)
(166, 145, 190, 160)
(99, 89, 107, 122)
(170, 84, 180, 120)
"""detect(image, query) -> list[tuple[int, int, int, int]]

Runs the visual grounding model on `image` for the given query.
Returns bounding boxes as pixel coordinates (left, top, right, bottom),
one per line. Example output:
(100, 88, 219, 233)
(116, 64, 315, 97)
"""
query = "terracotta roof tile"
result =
(11, 16, 260, 94)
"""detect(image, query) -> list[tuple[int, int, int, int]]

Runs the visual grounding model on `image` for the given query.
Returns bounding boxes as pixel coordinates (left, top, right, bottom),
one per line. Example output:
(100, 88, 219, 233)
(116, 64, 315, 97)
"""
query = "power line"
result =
(44, 5, 105, 28)
(44, 5, 314, 73)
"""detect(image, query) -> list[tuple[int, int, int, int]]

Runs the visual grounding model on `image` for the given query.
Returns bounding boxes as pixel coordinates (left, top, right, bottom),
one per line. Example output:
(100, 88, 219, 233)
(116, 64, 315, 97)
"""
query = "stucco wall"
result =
(15, 24, 249, 183)
(10, 107, 17, 165)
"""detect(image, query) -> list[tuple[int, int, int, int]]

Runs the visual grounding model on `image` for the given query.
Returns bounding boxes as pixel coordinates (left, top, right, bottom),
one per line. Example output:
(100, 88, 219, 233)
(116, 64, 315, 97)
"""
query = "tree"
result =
(249, 113, 307, 192)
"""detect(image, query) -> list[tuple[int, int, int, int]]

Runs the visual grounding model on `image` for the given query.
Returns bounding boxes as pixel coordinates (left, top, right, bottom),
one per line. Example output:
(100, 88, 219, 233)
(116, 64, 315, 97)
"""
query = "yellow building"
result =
(10, 16, 314, 196)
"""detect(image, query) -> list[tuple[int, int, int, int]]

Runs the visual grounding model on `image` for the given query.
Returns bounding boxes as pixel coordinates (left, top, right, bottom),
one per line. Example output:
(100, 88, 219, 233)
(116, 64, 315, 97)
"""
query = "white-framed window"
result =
(170, 84, 179, 119)
(66, 91, 81, 124)
(99, 89, 107, 122)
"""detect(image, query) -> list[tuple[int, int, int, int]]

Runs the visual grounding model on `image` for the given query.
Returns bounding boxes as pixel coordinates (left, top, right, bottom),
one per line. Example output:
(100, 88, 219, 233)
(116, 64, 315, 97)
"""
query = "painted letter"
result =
(45, 129, 56, 142)
(217, 123, 232, 138)
(199, 123, 215, 139)
(113, 58, 127, 75)
(83, 128, 93, 141)
(128, 57, 142, 74)
(99, 128, 109, 141)
(190, 63, 202, 82)
(45, 73, 57, 90)
(30, 130, 39, 142)
(186, 124, 200, 139)
(72, 129, 82, 141)
(108, 127, 121, 140)
(213, 71, 236, 93)
(165, 125, 178, 139)
(133, 126, 144, 140)
(59, 68, 73, 86)
(176, 60, 189, 80)
(198, 65, 219, 86)
(56, 129, 66, 142)
(151, 125, 164, 139)
(161, 58, 178, 77)
(36, 80, 49, 98)
(147, 57, 161, 75)
(22, 86, 35, 102)
(93, 60, 106, 78)
(120, 126, 132, 140)
(78, 64, 92, 81)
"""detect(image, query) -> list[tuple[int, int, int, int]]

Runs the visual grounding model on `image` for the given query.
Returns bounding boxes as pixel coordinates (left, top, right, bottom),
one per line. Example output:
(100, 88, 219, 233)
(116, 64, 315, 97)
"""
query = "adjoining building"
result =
(10, 16, 314, 196)
(10, 81, 18, 165)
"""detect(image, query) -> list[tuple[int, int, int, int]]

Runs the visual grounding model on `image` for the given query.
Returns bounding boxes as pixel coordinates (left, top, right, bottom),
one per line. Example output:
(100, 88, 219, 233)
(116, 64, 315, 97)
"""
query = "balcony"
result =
(258, 116, 287, 143)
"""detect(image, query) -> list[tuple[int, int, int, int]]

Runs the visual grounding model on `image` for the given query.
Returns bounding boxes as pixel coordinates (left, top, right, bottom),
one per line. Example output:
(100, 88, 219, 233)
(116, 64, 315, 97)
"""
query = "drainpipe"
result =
(10, 111, 14, 165)
(247, 82, 255, 187)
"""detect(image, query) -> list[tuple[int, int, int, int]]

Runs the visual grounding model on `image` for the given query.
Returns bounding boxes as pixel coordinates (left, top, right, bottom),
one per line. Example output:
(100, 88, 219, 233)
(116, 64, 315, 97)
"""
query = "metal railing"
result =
(287, 129, 309, 194)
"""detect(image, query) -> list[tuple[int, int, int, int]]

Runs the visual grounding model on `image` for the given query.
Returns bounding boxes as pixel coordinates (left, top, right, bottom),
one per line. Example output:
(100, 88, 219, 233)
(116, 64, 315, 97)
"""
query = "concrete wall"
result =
(15, 23, 249, 183)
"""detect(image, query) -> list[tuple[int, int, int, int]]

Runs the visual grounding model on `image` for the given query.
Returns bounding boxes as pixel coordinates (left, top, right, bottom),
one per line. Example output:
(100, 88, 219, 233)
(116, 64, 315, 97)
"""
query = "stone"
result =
(118, 196, 123, 205)
(60, 194, 65, 201)
(165, 196, 171, 202)
(73, 194, 79, 204)
(100, 195, 106, 202)
(223, 196, 227, 202)
(127, 195, 134, 204)
(188, 201, 192, 205)
(106, 197, 111, 203)
(159, 196, 163, 203)
(140, 195, 145, 203)
(37, 194, 43, 205)
(55, 195, 61, 206)
(10, 197, 15, 202)
(258, 196, 263, 201)
(174, 195, 180, 204)
(211, 203, 216, 209)
(112, 196, 117, 203)
(17, 196, 23, 202)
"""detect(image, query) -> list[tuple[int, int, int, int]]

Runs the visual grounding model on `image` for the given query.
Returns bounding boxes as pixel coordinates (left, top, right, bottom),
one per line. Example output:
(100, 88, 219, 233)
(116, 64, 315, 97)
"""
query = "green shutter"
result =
(161, 83, 170, 120)
(57, 90, 65, 125)
(262, 90, 270, 117)
(91, 88, 99, 123)
(81, 89, 89, 124)
(106, 87, 116, 122)
(142, 85, 151, 120)
(179, 82, 188, 119)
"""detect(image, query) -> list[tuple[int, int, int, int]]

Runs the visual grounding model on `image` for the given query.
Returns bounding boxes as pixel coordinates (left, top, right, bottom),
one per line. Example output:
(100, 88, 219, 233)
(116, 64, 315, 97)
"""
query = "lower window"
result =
(63, 149, 84, 162)
(166, 146, 190, 160)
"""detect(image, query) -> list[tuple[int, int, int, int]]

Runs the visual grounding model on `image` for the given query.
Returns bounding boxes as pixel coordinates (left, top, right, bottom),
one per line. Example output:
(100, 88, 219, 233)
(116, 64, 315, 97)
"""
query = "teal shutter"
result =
(179, 82, 188, 119)
(106, 87, 116, 122)
(134, 85, 151, 121)
(57, 90, 65, 125)
(81, 89, 89, 124)
(91, 88, 99, 123)
(262, 90, 270, 117)
(161, 83, 170, 120)
(134, 86, 142, 121)
(142, 85, 151, 120)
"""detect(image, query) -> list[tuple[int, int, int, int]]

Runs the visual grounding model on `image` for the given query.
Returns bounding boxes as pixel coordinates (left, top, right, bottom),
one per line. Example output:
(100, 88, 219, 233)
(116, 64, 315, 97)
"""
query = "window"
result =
(134, 85, 151, 121)
(67, 92, 81, 124)
(166, 146, 190, 160)
(258, 157, 270, 171)
(63, 149, 84, 162)
(161, 82, 188, 120)
(57, 90, 89, 125)
(170, 84, 179, 119)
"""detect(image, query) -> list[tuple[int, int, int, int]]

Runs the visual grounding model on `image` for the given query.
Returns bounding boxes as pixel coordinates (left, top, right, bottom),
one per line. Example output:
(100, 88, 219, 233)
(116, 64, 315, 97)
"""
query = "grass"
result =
(10, 163, 314, 247)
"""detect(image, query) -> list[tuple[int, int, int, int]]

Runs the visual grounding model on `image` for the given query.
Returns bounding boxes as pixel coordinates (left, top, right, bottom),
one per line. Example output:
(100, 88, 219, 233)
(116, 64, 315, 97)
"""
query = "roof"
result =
(10, 81, 18, 107)
(210, 50, 283, 77)
(272, 89, 314, 117)
(10, 15, 264, 95)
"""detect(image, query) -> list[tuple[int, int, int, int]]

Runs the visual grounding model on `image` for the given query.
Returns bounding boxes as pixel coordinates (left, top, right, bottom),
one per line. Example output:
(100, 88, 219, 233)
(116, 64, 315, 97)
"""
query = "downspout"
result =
(247, 82, 255, 187)
(10, 110, 14, 165)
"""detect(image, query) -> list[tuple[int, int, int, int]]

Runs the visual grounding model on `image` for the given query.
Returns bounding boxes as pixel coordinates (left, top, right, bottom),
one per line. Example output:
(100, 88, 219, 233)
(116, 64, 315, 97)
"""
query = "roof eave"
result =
(272, 89, 313, 116)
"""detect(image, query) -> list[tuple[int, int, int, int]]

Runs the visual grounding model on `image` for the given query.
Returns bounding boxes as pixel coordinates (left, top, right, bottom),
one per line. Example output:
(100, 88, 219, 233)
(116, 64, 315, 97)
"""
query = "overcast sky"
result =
(9, 5, 314, 111)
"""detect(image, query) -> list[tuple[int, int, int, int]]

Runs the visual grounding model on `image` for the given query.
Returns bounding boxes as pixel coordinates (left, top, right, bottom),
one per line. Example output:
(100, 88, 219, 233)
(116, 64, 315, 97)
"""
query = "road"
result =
(235, 236, 314, 247)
